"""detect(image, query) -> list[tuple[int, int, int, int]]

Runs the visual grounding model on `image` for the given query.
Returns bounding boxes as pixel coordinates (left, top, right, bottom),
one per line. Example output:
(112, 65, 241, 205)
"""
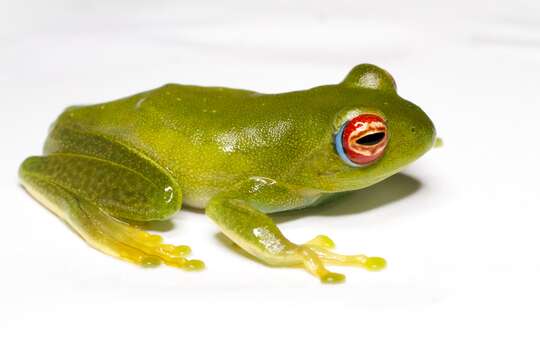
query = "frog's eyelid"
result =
(334, 123, 361, 167)
(334, 109, 362, 131)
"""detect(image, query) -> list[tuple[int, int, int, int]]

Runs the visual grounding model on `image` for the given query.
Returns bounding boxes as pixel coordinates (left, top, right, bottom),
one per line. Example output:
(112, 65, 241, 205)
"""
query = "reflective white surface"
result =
(1, 0, 539, 359)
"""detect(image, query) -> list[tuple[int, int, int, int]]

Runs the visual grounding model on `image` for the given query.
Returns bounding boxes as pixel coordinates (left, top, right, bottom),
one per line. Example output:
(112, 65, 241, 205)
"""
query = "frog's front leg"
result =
(19, 154, 203, 270)
(206, 178, 386, 283)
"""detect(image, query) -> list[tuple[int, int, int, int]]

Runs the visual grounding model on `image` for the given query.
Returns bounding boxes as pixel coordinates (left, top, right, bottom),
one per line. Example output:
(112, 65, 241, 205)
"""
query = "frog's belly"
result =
(179, 182, 333, 213)
(181, 192, 213, 209)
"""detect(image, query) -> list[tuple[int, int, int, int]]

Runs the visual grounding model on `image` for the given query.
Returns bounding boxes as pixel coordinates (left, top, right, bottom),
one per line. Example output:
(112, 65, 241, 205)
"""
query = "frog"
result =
(19, 64, 437, 283)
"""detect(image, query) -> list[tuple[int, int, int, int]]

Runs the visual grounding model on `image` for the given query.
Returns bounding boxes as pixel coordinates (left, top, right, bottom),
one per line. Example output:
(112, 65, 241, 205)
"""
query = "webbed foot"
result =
(87, 205, 204, 270)
(300, 235, 385, 283)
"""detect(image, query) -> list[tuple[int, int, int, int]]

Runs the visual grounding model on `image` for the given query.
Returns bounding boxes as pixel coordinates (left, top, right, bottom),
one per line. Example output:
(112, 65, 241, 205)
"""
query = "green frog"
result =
(19, 64, 437, 283)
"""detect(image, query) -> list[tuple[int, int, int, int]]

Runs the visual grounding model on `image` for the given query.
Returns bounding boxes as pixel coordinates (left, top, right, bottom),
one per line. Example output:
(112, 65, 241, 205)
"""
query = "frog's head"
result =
(301, 64, 436, 192)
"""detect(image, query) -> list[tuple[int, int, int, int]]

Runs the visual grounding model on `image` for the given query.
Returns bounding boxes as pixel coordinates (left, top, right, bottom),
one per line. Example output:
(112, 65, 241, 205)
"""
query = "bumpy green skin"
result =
(19, 64, 436, 282)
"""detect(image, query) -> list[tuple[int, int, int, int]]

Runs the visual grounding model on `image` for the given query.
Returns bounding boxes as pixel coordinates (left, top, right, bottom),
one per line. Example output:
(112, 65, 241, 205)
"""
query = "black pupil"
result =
(356, 132, 385, 146)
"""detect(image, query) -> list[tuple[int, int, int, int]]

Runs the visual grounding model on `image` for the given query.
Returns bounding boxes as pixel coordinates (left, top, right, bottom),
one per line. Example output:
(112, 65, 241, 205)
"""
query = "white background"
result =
(1, 0, 539, 358)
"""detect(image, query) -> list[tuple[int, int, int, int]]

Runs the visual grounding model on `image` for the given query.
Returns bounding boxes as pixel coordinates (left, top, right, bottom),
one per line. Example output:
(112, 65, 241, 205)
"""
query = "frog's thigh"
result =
(206, 179, 385, 283)
(19, 154, 203, 270)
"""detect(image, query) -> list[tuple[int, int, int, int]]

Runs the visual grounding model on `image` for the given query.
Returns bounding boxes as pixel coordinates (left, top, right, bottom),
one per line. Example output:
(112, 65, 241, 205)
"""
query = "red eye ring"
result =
(341, 114, 388, 165)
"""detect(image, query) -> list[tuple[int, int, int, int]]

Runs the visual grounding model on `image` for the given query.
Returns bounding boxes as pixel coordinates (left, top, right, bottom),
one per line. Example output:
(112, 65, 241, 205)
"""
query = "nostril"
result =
(355, 132, 386, 146)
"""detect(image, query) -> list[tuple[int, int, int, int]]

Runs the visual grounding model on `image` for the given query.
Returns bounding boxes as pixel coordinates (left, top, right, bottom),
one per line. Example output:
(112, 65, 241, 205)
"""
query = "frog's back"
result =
(49, 84, 257, 135)
(45, 84, 332, 207)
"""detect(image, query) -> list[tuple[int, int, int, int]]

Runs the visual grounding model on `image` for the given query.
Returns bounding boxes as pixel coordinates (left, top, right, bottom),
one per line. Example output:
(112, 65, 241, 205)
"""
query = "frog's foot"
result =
(82, 203, 204, 270)
(299, 235, 386, 284)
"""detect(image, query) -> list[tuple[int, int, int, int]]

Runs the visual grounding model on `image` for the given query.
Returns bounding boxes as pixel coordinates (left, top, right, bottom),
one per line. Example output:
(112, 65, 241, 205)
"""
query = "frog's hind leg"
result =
(19, 154, 204, 270)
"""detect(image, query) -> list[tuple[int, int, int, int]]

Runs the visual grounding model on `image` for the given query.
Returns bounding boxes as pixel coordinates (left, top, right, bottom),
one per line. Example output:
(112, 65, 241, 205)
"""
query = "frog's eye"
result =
(334, 114, 388, 166)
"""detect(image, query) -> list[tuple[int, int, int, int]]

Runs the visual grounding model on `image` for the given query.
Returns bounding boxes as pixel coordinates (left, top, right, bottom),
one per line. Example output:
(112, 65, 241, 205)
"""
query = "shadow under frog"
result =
(273, 172, 421, 223)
